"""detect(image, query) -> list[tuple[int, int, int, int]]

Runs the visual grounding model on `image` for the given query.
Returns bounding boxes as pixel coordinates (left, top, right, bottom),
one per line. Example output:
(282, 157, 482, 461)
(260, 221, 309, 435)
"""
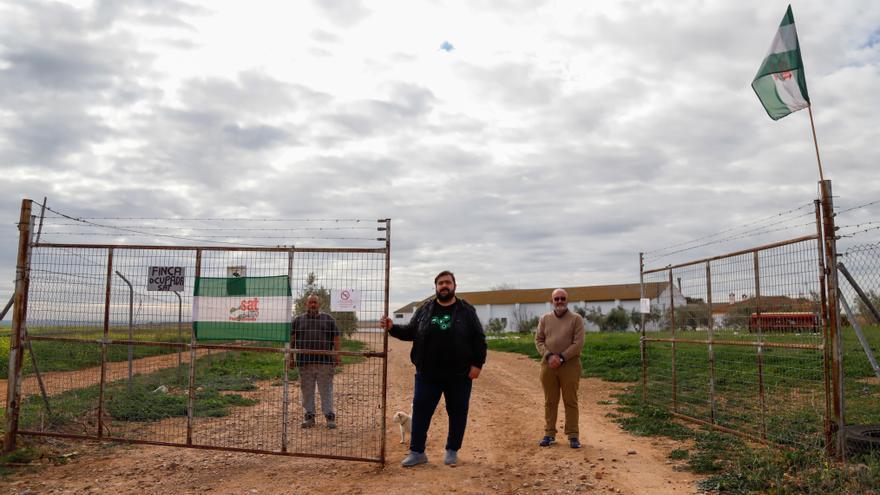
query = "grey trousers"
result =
(299, 363, 335, 417)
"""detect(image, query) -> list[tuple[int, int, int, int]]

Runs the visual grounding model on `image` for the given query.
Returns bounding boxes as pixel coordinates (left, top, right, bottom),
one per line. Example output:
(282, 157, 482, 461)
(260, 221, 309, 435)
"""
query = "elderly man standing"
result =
(292, 294, 341, 429)
(535, 288, 585, 449)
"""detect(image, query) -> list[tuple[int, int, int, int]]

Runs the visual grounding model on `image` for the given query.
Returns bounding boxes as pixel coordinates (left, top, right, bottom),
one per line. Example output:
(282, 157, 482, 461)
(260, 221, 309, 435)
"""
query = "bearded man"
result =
(380, 270, 487, 467)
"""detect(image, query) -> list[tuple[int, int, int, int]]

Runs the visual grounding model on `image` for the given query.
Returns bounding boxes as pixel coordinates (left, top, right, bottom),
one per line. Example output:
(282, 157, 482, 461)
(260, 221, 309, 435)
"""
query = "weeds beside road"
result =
(486, 331, 880, 494)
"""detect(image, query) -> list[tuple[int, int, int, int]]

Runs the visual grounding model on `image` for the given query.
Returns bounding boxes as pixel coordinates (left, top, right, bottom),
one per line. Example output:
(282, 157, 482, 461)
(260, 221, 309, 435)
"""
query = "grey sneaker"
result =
(300, 413, 315, 428)
(444, 449, 458, 466)
(325, 413, 337, 429)
(401, 451, 428, 467)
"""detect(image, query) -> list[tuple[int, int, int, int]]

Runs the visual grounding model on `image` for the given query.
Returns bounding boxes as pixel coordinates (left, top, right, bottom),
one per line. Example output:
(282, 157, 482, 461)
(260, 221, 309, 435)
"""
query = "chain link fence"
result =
(836, 242, 880, 449)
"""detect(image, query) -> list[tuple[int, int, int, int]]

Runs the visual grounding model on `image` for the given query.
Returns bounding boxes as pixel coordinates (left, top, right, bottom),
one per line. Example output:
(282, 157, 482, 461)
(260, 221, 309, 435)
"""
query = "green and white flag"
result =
(752, 5, 810, 120)
(193, 275, 291, 342)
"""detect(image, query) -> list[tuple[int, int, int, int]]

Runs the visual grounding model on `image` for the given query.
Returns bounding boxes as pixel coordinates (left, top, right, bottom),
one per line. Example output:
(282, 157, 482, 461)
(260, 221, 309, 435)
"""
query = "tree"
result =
(574, 305, 631, 332)
(675, 298, 710, 331)
(630, 306, 661, 332)
(294, 272, 358, 336)
(605, 306, 630, 332)
(485, 318, 506, 333)
(511, 305, 539, 333)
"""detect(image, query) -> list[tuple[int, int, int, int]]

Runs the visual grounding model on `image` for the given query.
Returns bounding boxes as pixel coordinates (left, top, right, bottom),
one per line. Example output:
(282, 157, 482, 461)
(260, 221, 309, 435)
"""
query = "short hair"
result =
(434, 270, 456, 285)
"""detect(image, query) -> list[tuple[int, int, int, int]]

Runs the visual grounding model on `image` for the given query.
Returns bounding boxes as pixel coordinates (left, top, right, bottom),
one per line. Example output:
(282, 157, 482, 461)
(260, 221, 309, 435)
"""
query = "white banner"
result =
(193, 296, 291, 323)
(640, 298, 651, 314)
(331, 289, 360, 312)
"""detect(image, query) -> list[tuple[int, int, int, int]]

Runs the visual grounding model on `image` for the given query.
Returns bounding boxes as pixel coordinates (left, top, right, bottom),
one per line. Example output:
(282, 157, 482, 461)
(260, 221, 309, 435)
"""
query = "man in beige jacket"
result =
(535, 288, 585, 448)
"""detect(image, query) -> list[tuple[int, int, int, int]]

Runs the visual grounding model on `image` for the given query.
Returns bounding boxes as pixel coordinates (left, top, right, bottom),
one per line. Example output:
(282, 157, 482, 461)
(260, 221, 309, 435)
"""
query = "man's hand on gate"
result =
(379, 315, 392, 331)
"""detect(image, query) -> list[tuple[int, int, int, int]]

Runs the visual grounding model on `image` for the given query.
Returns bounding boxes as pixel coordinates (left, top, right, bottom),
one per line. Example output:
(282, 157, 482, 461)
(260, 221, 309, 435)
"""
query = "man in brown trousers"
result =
(535, 288, 585, 448)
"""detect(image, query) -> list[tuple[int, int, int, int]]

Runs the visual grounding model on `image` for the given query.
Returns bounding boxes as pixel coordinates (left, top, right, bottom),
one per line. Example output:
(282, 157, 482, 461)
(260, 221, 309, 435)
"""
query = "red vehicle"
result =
(749, 312, 819, 333)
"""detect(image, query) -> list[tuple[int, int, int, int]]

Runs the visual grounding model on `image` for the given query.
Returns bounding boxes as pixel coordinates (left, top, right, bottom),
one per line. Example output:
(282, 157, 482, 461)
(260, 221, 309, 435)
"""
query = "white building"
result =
(392, 282, 684, 332)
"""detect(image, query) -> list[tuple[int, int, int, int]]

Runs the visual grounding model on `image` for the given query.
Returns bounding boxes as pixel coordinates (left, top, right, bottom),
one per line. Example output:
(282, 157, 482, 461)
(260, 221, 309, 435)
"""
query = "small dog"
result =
(391, 411, 412, 444)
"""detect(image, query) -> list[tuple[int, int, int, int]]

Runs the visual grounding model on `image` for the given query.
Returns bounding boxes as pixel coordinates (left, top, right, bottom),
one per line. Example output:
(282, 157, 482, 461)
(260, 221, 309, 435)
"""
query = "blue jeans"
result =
(410, 372, 473, 454)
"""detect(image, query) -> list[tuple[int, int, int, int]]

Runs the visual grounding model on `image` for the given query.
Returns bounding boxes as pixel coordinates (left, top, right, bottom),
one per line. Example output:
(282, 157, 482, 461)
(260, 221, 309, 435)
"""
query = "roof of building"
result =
(392, 282, 668, 313)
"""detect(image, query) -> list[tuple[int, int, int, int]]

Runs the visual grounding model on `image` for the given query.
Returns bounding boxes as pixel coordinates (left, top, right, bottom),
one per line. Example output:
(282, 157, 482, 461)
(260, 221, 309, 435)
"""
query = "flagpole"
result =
(807, 105, 825, 182)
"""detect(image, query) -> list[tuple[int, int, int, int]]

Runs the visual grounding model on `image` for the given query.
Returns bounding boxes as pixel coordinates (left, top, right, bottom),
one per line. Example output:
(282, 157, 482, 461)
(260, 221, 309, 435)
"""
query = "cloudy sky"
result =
(1, 0, 879, 312)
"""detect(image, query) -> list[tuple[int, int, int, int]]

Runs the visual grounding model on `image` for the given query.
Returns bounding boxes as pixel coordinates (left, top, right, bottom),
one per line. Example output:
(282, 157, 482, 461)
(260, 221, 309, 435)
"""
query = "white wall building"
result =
(392, 282, 685, 332)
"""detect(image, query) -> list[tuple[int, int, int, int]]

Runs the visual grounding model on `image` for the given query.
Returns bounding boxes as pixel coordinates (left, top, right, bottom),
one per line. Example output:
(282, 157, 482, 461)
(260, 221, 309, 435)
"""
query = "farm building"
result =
(392, 281, 685, 332)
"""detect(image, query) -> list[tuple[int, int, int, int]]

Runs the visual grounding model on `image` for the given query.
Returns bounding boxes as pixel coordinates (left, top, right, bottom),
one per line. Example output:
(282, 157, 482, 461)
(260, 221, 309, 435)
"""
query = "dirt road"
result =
(2, 338, 698, 494)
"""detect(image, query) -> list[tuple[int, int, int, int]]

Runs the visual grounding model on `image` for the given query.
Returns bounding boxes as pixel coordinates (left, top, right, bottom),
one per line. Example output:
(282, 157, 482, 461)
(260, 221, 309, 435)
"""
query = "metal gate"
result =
(4, 199, 391, 463)
(638, 191, 841, 453)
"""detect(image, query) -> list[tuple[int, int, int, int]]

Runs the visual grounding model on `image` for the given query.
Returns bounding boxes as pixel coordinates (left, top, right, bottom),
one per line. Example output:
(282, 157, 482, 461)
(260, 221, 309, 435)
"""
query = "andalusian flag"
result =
(752, 5, 810, 120)
(193, 276, 291, 342)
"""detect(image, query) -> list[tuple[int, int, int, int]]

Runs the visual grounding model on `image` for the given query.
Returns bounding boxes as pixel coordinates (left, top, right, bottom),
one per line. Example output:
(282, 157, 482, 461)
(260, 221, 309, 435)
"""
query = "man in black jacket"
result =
(380, 270, 487, 467)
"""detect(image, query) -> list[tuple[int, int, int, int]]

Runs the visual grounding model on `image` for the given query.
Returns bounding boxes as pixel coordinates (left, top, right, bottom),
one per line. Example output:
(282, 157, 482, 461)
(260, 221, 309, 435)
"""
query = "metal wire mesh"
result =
(837, 243, 880, 429)
(15, 243, 389, 463)
(642, 236, 828, 449)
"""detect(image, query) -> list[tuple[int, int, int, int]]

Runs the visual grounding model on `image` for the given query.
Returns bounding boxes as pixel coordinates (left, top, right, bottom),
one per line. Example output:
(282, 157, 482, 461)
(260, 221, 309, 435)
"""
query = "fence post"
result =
(669, 269, 677, 412)
(379, 218, 391, 466)
(187, 249, 201, 445)
(820, 179, 845, 458)
(754, 251, 767, 440)
(114, 271, 134, 391)
(706, 261, 716, 426)
(98, 247, 113, 439)
(640, 253, 647, 403)
(281, 249, 294, 453)
(815, 199, 834, 455)
(3, 199, 33, 453)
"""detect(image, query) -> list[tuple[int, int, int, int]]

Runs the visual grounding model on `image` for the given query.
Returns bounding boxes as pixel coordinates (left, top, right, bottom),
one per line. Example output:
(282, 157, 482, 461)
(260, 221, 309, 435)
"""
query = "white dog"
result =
(391, 411, 412, 444)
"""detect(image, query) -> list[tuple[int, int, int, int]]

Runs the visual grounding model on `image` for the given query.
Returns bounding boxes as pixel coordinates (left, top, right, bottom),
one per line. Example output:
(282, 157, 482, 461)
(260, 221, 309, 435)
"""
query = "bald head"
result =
(551, 288, 568, 316)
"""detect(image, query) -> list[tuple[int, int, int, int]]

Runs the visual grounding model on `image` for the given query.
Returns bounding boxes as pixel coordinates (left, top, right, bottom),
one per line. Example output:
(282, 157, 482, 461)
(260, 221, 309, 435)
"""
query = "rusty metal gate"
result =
(4, 199, 392, 463)
(638, 184, 846, 454)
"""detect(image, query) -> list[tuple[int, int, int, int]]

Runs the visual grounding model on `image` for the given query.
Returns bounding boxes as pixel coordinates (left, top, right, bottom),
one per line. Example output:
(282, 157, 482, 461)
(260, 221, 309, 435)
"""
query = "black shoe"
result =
(569, 437, 581, 449)
(300, 413, 315, 428)
(325, 413, 337, 429)
(539, 436, 555, 447)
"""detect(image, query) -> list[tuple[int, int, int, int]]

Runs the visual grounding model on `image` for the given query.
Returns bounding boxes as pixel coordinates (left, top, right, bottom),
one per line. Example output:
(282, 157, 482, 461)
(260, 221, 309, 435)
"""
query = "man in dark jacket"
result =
(380, 270, 487, 467)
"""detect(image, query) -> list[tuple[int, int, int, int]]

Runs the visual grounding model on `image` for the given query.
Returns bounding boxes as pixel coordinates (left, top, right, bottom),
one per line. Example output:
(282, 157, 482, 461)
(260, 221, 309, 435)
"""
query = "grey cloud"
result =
(311, 29, 340, 44)
(321, 83, 436, 138)
(223, 124, 290, 150)
(455, 61, 559, 107)
(312, 0, 372, 27)
(178, 71, 321, 118)
(91, 0, 207, 30)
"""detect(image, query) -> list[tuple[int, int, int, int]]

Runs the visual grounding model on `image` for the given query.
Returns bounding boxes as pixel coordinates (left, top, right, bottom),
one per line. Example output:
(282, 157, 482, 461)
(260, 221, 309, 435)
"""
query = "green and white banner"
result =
(751, 5, 810, 120)
(193, 275, 291, 342)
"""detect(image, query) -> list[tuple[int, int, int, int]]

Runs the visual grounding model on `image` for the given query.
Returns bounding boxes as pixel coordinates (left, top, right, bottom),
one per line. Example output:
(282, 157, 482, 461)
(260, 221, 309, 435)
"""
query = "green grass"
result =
(3, 338, 366, 434)
(486, 332, 642, 381)
(0, 325, 192, 378)
(0, 327, 369, 379)
(487, 330, 880, 494)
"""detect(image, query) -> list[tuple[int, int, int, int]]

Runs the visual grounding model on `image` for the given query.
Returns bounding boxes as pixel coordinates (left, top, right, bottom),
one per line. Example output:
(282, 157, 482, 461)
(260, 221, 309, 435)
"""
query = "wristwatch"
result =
(557, 353, 565, 363)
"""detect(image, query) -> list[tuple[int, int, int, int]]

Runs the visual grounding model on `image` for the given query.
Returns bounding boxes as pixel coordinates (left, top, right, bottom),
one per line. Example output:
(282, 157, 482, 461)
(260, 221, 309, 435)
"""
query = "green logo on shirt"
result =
(431, 314, 452, 330)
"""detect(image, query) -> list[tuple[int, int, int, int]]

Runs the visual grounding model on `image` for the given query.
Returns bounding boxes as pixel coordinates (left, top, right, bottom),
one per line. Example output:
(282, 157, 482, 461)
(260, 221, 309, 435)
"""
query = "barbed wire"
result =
(838, 224, 880, 238)
(40, 215, 373, 222)
(42, 224, 376, 231)
(836, 198, 880, 216)
(36, 205, 385, 246)
(644, 212, 816, 263)
(40, 232, 380, 241)
(643, 202, 814, 259)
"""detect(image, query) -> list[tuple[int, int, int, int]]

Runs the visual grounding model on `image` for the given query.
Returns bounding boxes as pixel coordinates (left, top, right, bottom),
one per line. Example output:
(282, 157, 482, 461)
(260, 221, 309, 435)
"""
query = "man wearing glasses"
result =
(535, 288, 585, 449)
